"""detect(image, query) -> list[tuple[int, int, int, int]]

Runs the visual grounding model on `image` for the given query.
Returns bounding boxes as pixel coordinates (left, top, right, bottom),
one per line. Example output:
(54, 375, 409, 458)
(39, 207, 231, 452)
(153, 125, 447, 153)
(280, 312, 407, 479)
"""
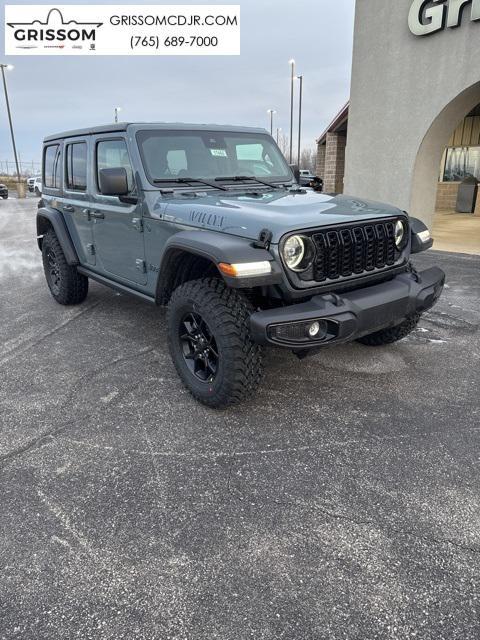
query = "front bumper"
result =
(250, 267, 445, 349)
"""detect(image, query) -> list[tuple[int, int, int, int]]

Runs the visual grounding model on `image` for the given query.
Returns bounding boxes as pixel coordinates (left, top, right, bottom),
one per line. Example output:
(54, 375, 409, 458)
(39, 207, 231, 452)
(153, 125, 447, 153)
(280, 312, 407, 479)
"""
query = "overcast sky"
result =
(0, 0, 354, 167)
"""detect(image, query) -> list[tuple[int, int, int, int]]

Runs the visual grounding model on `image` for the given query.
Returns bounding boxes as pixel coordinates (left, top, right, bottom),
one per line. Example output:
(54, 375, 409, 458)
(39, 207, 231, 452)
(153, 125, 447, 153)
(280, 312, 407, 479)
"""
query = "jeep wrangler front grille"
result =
(310, 220, 399, 283)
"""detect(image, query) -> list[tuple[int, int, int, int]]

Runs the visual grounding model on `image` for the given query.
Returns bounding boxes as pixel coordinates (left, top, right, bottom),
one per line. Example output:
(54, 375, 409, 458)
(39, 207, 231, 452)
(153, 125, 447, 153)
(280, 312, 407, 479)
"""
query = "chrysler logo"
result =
(409, 0, 480, 36)
(7, 8, 103, 47)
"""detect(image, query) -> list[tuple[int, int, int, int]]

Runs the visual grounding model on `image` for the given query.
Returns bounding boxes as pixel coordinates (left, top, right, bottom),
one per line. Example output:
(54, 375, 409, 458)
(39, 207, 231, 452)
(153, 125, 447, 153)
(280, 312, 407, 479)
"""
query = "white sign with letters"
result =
(4, 5, 240, 55)
(409, 0, 480, 36)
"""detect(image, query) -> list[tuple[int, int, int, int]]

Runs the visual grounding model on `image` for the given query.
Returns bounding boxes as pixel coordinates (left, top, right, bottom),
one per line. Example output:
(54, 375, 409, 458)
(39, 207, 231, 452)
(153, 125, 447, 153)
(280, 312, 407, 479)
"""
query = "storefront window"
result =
(443, 146, 480, 182)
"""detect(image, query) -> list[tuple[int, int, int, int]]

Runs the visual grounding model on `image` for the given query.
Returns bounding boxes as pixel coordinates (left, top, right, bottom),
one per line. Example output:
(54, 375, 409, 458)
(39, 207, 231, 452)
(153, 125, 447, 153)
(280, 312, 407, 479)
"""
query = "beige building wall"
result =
(344, 0, 480, 227)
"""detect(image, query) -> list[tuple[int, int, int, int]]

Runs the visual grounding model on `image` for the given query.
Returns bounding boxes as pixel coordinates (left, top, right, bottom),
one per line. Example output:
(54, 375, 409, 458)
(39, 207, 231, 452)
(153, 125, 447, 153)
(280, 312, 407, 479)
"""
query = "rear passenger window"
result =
(65, 142, 87, 191)
(44, 144, 61, 189)
(96, 139, 134, 193)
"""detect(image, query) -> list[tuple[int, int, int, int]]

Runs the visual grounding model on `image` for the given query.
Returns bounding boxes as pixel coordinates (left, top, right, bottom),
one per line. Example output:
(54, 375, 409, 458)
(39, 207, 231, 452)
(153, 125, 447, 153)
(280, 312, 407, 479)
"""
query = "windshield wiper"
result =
(215, 175, 282, 189)
(153, 177, 228, 191)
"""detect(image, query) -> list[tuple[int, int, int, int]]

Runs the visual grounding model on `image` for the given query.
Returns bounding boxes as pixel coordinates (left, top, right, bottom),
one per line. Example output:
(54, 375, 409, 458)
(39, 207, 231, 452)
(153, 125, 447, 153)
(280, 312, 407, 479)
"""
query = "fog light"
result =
(306, 320, 328, 340)
(308, 321, 321, 337)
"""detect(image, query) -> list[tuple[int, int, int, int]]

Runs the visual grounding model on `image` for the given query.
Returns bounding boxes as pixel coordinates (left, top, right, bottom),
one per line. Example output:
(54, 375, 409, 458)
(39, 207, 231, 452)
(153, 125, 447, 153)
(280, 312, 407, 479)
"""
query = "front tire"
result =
(357, 313, 420, 346)
(42, 229, 88, 305)
(167, 278, 263, 408)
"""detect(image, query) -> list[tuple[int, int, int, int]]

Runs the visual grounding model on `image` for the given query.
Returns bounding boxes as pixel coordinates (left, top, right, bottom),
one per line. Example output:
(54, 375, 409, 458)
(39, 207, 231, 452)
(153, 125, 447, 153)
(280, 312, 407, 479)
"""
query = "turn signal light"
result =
(218, 261, 272, 278)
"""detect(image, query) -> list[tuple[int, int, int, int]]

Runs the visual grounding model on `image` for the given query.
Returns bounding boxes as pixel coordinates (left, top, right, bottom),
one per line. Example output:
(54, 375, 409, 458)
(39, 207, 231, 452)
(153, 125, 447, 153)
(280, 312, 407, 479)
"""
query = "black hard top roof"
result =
(44, 122, 268, 142)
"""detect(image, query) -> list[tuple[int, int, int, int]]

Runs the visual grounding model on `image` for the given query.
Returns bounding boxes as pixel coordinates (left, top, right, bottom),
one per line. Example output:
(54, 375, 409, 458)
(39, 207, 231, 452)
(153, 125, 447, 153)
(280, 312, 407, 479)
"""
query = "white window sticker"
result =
(4, 5, 240, 55)
(210, 149, 228, 157)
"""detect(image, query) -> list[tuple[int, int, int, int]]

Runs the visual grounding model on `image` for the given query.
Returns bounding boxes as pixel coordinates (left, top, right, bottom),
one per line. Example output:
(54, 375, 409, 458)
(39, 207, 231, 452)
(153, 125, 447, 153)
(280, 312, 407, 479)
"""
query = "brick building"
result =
(315, 0, 480, 253)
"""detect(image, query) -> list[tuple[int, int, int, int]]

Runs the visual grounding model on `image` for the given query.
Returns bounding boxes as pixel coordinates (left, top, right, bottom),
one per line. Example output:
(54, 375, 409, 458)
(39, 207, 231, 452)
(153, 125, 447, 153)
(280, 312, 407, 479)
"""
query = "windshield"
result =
(136, 130, 293, 186)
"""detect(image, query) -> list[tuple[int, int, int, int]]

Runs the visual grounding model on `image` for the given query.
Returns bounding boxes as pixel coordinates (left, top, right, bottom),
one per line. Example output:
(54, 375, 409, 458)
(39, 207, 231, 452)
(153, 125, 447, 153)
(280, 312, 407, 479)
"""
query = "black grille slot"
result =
(311, 220, 400, 283)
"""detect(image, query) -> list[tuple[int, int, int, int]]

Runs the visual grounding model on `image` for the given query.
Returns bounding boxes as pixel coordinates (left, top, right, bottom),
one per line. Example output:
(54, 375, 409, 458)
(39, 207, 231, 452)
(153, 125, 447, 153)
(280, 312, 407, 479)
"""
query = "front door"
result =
(91, 137, 147, 286)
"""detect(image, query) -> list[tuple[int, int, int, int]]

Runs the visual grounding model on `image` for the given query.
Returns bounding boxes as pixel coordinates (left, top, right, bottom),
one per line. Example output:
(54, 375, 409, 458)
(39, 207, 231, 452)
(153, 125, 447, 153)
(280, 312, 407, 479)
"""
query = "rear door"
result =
(62, 138, 96, 266)
(90, 136, 146, 285)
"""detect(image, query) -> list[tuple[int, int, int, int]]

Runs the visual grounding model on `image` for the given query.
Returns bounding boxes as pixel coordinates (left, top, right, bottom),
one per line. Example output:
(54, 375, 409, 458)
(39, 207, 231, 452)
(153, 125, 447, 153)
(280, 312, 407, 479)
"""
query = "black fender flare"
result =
(37, 207, 79, 265)
(410, 216, 434, 254)
(155, 230, 283, 302)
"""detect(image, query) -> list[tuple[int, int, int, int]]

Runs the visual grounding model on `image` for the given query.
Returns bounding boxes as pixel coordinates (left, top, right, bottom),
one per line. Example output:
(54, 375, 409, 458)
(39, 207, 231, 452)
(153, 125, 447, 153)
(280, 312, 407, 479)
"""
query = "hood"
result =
(147, 189, 404, 244)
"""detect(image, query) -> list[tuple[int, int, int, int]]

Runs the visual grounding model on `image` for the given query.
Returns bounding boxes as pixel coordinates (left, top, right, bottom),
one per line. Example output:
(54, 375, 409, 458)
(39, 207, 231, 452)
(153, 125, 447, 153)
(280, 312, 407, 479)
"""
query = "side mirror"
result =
(289, 164, 300, 183)
(99, 167, 129, 196)
(410, 216, 434, 253)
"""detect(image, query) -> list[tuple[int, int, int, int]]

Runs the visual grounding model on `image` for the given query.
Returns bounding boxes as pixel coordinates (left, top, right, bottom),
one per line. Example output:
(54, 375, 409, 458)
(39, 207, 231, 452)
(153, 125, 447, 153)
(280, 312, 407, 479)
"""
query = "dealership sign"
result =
(409, 0, 480, 35)
(4, 5, 240, 55)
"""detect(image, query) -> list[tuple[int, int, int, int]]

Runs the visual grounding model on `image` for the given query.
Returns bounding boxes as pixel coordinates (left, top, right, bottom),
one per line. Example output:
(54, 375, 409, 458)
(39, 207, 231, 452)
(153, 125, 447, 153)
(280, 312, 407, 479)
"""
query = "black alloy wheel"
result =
(46, 247, 62, 296)
(179, 312, 219, 383)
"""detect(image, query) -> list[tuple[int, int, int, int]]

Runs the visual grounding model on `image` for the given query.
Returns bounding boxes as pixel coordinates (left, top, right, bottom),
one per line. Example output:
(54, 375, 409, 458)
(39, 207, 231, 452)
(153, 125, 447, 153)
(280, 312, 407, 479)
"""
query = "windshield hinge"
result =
(253, 228, 273, 250)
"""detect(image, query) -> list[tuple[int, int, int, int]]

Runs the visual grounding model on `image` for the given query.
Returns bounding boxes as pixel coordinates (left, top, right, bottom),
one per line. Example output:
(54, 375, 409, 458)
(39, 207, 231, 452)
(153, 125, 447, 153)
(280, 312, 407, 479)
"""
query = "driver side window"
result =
(96, 139, 135, 194)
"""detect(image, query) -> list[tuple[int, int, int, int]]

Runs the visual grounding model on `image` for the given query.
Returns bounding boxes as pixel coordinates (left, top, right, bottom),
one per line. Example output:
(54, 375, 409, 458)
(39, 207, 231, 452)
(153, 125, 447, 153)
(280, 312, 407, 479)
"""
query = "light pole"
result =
(289, 59, 295, 164)
(276, 127, 282, 144)
(0, 63, 24, 197)
(296, 74, 303, 168)
(267, 109, 276, 136)
(114, 106, 122, 123)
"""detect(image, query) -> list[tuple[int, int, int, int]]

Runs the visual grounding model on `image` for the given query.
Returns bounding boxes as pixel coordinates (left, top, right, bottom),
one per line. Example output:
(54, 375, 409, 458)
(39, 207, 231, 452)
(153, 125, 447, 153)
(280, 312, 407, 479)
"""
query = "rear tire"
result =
(357, 313, 420, 346)
(42, 229, 88, 305)
(167, 278, 263, 408)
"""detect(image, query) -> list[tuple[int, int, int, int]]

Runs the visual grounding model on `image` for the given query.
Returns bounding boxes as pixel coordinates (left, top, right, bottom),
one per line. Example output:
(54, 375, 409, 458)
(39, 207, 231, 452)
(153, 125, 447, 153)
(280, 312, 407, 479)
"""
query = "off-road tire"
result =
(42, 229, 88, 305)
(167, 278, 263, 408)
(357, 313, 421, 346)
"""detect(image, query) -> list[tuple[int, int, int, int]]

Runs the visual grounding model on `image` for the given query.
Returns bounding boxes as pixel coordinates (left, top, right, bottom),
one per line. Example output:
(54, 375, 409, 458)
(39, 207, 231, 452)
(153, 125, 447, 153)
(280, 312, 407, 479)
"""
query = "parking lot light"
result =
(0, 63, 25, 198)
(289, 59, 295, 164)
(267, 109, 276, 136)
(114, 106, 122, 123)
(296, 74, 303, 167)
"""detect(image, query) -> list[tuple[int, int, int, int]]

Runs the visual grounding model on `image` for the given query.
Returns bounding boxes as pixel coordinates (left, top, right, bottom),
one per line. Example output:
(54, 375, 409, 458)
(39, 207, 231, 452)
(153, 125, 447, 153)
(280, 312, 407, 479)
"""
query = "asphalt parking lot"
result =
(1, 197, 479, 639)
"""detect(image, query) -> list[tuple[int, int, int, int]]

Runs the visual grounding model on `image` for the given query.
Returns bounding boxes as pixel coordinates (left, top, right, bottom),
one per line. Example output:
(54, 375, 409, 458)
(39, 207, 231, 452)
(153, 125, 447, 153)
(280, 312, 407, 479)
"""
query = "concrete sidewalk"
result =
(1, 198, 479, 639)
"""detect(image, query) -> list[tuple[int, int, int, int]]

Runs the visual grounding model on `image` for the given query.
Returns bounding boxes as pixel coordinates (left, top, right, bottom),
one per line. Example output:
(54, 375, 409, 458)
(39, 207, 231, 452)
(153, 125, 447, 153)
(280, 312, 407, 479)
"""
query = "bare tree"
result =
(299, 148, 316, 173)
(277, 132, 290, 161)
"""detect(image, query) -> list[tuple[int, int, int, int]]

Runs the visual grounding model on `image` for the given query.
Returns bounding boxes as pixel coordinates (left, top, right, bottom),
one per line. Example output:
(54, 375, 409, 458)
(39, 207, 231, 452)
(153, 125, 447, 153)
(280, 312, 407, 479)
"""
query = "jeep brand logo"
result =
(7, 8, 102, 48)
(409, 0, 480, 36)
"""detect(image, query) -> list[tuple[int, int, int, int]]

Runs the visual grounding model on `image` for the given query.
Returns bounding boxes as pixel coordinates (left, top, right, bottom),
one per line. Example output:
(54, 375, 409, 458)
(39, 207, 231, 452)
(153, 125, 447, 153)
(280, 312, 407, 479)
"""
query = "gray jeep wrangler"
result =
(37, 123, 445, 407)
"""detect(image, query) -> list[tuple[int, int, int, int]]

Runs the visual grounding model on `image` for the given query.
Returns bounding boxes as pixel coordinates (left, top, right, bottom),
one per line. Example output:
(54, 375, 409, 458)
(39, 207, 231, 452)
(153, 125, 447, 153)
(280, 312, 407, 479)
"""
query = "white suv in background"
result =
(33, 177, 42, 196)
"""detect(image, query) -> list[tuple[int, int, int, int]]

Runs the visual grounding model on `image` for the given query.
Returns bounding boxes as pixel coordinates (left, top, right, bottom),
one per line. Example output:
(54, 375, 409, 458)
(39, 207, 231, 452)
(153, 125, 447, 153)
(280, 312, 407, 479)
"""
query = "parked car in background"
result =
(33, 177, 42, 196)
(28, 176, 41, 192)
(0, 183, 8, 199)
(299, 170, 316, 186)
(299, 171, 323, 191)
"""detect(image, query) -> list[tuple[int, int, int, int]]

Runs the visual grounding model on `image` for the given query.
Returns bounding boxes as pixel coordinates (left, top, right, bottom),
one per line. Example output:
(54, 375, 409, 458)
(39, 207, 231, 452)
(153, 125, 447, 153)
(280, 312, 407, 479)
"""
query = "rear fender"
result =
(37, 207, 79, 265)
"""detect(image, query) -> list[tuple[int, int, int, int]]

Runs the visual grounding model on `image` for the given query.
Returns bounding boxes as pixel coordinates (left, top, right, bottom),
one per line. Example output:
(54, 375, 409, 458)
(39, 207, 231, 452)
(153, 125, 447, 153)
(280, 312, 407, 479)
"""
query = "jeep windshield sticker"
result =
(5, 5, 241, 55)
(190, 210, 225, 228)
(210, 149, 228, 157)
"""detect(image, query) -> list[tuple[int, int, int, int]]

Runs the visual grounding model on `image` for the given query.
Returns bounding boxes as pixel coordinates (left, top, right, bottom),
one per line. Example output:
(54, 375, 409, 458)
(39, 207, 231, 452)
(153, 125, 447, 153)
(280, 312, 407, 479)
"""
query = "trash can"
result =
(456, 175, 478, 213)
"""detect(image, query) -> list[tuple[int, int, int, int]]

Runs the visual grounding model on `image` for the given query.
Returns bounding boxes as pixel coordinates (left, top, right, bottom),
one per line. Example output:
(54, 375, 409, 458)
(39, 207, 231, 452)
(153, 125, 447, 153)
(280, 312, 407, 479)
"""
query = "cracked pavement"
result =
(1, 197, 479, 639)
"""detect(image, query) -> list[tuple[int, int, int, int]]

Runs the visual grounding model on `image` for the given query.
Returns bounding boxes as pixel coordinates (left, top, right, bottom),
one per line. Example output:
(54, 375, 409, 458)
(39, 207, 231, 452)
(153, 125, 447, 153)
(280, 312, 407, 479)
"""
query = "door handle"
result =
(63, 204, 75, 213)
(90, 210, 105, 219)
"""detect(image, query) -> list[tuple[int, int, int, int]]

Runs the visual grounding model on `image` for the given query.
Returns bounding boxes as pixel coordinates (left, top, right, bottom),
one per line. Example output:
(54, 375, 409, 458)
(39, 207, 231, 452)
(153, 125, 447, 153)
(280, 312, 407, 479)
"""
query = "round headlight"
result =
(395, 220, 406, 248)
(283, 235, 305, 270)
